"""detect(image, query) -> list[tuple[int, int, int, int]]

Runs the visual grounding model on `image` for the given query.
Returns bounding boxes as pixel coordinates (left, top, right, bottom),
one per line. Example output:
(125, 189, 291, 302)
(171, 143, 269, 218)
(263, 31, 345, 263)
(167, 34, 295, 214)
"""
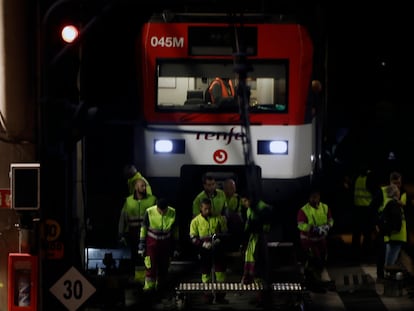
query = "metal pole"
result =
(211, 233, 217, 298)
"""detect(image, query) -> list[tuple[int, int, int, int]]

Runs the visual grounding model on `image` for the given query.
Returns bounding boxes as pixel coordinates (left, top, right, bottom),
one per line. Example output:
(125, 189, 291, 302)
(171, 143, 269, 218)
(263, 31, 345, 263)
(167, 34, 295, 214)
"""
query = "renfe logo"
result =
(195, 127, 243, 145)
(213, 150, 228, 164)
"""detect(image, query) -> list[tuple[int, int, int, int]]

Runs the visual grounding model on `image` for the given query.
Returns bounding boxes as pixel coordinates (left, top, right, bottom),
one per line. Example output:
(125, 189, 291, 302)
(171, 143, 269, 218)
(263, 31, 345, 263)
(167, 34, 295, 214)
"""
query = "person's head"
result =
(385, 183, 400, 200)
(124, 164, 138, 179)
(134, 178, 147, 196)
(199, 198, 212, 217)
(223, 178, 236, 197)
(308, 188, 321, 208)
(156, 198, 169, 214)
(389, 171, 402, 189)
(239, 191, 256, 209)
(202, 174, 217, 196)
(240, 196, 250, 209)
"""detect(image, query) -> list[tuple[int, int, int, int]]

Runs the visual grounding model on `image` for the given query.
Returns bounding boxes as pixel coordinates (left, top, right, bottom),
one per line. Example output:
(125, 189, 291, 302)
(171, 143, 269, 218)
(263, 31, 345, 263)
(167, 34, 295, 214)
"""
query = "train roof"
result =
(147, 11, 301, 24)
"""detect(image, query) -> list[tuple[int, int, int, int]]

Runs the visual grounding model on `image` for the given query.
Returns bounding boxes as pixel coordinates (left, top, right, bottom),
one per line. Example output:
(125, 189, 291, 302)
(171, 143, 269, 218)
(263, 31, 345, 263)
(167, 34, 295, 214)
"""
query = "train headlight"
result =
(155, 140, 173, 152)
(154, 139, 185, 154)
(257, 140, 288, 155)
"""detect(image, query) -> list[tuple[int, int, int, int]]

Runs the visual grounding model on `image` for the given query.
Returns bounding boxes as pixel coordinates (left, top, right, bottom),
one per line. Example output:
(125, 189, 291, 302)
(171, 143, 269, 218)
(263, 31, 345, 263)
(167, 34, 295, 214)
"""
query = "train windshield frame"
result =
(156, 59, 289, 113)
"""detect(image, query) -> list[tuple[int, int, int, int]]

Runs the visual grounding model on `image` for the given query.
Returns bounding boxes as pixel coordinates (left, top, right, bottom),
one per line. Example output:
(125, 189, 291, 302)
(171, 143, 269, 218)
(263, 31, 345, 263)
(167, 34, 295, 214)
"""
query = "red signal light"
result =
(60, 25, 79, 43)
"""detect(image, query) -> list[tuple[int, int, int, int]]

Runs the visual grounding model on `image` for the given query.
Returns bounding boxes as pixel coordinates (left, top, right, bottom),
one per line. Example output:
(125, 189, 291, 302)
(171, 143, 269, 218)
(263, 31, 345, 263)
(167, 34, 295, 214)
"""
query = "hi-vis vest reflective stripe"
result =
(140, 205, 177, 240)
(354, 175, 372, 206)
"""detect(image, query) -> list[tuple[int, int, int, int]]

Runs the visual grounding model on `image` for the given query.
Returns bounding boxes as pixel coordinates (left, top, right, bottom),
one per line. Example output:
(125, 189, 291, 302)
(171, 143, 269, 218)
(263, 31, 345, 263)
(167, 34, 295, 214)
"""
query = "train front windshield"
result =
(156, 60, 288, 113)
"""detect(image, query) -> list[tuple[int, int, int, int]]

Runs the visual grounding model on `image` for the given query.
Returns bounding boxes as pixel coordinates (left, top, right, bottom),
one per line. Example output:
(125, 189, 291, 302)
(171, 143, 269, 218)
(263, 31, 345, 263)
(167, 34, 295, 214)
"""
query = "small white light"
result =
(155, 140, 173, 153)
(61, 25, 79, 43)
(269, 141, 287, 154)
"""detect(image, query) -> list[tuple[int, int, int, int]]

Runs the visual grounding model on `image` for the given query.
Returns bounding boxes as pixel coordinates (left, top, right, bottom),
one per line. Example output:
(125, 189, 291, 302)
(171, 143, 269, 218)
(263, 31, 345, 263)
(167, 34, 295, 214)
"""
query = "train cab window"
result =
(156, 60, 288, 113)
(184, 90, 204, 105)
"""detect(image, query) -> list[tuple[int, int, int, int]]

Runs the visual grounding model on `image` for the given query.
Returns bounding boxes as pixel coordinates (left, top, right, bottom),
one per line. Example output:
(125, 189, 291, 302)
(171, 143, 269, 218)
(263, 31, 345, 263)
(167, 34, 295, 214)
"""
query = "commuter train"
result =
(135, 12, 323, 240)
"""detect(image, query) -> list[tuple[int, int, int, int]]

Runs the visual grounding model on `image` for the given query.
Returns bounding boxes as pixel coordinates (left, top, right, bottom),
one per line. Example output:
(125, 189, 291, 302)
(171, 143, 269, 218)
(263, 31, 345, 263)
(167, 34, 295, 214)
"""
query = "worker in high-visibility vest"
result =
(222, 178, 245, 251)
(381, 184, 406, 269)
(297, 187, 334, 293)
(118, 178, 157, 278)
(138, 198, 179, 293)
(192, 173, 226, 218)
(190, 198, 229, 304)
(351, 165, 377, 259)
(372, 171, 407, 281)
(240, 195, 273, 308)
(240, 196, 272, 285)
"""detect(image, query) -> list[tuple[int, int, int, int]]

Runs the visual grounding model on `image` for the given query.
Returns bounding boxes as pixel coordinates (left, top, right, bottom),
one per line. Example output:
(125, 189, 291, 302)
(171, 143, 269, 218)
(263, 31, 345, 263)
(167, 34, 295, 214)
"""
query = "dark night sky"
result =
(323, 6, 413, 173)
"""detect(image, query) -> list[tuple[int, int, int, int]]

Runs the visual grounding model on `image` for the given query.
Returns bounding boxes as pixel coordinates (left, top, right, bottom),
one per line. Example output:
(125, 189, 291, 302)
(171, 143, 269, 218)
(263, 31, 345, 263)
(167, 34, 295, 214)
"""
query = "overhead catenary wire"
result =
(230, 11, 260, 209)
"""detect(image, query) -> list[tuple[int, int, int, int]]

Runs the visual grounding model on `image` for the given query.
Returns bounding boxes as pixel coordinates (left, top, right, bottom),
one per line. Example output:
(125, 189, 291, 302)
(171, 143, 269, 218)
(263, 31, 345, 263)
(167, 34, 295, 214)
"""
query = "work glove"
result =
(202, 241, 212, 250)
(322, 224, 331, 235)
(137, 249, 145, 257)
(138, 242, 145, 256)
(317, 224, 330, 236)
